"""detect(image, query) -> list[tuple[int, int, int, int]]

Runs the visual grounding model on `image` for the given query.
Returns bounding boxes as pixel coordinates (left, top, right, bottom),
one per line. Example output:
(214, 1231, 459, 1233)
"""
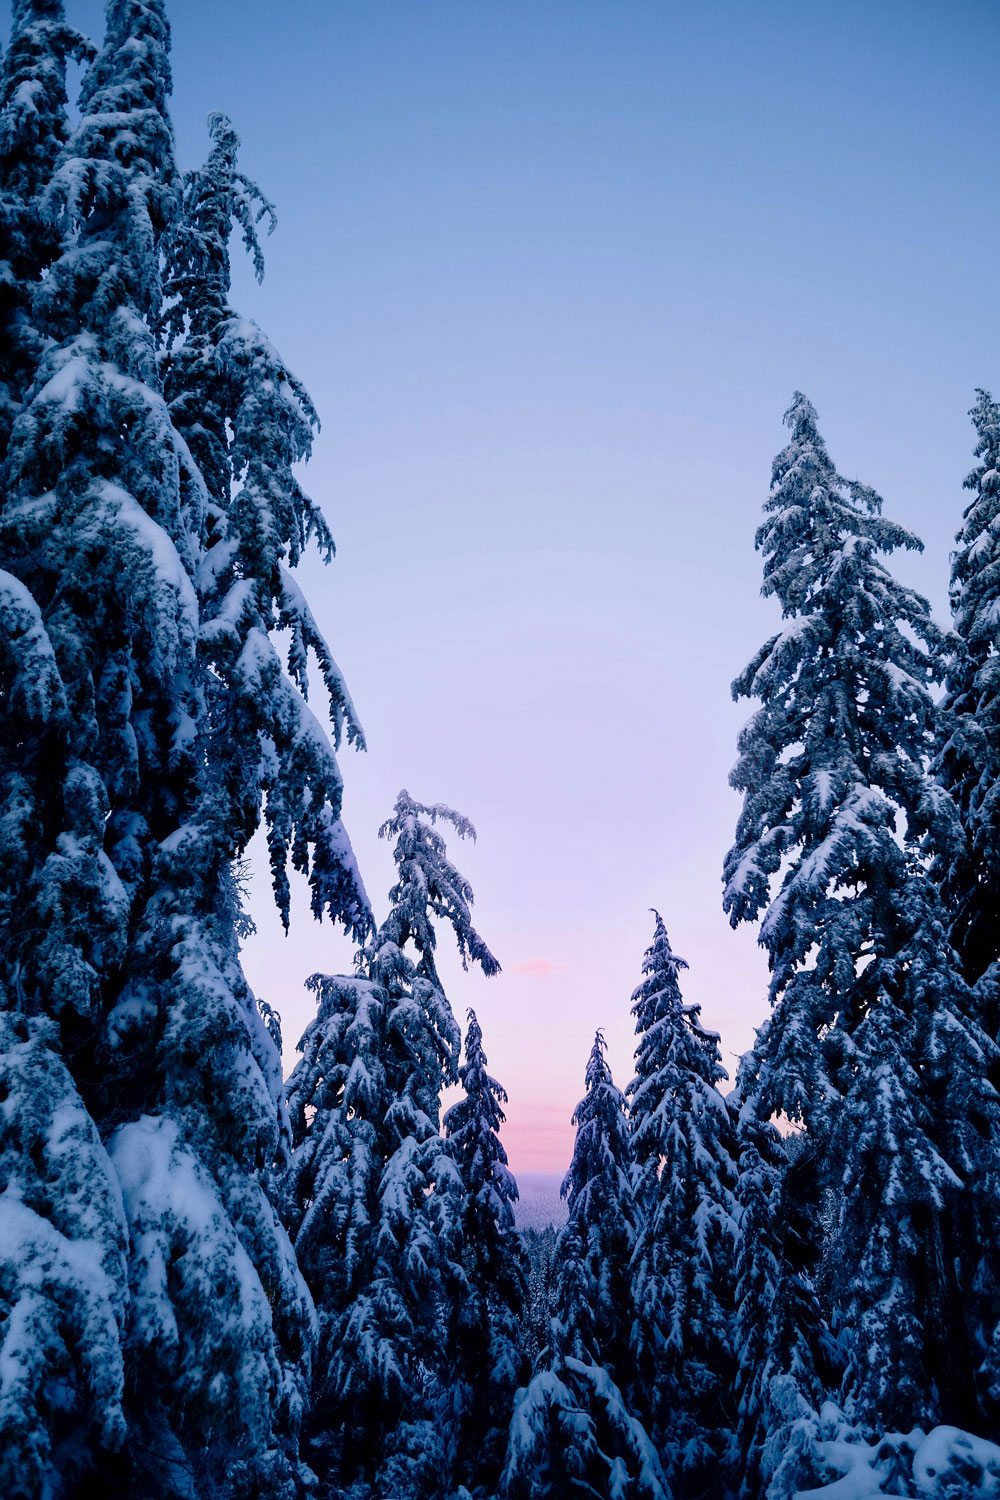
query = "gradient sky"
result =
(32, 0, 1000, 1171)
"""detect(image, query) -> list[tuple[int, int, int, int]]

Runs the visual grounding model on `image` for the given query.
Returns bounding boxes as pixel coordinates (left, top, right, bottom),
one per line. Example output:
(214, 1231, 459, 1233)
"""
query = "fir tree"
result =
(936, 389, 1000, 1000)
(501, 1033, 666, 1500)
(0, 3, 367, 1491)
(444, 1008, 529, 1496)
(285, 791, 499, 1500)
(627, 912, 739, 1498)
(723, 393, 1000, 1435)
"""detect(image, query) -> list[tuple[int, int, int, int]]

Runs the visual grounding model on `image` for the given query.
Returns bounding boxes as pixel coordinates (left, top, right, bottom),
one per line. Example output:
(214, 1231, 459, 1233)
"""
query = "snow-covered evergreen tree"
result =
(0, 1010, 129, 1497)
(523, 1225, 559, 1363)
(0, 0, 90, 456)
(723, 393, 1000, 1436)
(627, 912, 739, 1497)
(0, 4, 368, 1492)
(934, 390, 1000, 1423)
(443, 1008, 529, 1496)
(501, 1032, 666, 1500)
(286, 791, 499, 1499)
(730, 1099, 834, 1500)
(936, 389, 1000, 999)
(160, 109, 368, 936)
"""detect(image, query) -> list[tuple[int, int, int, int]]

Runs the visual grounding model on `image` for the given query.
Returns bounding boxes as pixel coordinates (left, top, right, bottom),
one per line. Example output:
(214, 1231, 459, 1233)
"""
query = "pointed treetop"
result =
(374, 789, 501, 983)
(584, 1027, 610, 1093)
(205, 110, 276, 284)
(446, 1007, 513, 1164)
(457, 1007, 504, 1107)
(161, 110, 276, 348)
(631, 909, 722, 1053)
(465, 1005, 485, 1056)
(635, 909, 688, 990)
(444, 1007, 520, 1215)
(782, 389, 821, 440)
(759, 392, 921, 617)
(565, 1030, 634, 1215)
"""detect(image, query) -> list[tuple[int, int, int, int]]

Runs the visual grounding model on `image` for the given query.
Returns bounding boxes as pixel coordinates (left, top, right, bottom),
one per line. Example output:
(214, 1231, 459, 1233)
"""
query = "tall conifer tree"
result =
(0, 3, 367, 1492)
(628, 912, 739, 1497)
(0, 12, 126, 1496)
(934, 390, 1000, 1417)
(936, 389, 1000, 1001)
(724, 393, 1000, 1435)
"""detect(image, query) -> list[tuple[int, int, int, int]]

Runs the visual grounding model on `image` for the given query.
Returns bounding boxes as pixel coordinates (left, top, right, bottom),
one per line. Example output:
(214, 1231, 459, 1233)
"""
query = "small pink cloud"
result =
(511, 958, 568, 979)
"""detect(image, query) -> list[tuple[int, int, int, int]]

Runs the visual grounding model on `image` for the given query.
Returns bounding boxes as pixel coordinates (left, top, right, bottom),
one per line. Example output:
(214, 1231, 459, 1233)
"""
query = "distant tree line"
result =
(1, 2, 1000, 1497)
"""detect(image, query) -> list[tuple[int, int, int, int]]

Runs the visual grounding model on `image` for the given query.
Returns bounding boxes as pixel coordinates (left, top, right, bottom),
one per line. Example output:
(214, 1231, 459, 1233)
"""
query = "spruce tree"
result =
(443, 1008, 529, 1496)
(627, 912, 739, 1497)
(501, 1032, 666, 1500)
(723, 393, 1000, 1435)
(0, 3, 367, 1492)
(936, 389, 1000, 1000)
(285, 791, 499, 1500)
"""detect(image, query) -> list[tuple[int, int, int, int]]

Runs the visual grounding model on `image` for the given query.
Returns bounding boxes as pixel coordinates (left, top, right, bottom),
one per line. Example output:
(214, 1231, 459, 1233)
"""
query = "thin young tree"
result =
(724, 392, 1000, 1435)
(628, 911, 739, 1497)
(444, 1008, 529, 1495)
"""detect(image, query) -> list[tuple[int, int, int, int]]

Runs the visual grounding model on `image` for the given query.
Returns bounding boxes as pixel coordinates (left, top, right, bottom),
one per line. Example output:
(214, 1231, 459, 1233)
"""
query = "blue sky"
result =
(40, 0, 1000, 1168)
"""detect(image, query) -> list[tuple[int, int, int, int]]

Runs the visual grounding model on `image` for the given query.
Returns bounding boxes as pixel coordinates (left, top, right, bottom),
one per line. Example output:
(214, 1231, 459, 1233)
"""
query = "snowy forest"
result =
(2, 1, 1000, 1498)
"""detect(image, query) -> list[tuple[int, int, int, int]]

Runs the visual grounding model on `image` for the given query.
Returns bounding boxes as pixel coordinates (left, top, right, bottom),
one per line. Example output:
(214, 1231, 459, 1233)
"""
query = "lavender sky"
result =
(37, 0, 1000, 1171)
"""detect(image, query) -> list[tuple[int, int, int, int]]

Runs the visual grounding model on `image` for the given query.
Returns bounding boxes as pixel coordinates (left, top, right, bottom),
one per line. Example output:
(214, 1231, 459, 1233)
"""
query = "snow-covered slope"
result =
(513, 1172, 568, 1231)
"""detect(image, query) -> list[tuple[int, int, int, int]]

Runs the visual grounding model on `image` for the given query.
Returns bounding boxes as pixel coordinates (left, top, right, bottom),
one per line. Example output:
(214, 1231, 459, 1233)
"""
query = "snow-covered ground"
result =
(514, 1172, 568, 1231)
